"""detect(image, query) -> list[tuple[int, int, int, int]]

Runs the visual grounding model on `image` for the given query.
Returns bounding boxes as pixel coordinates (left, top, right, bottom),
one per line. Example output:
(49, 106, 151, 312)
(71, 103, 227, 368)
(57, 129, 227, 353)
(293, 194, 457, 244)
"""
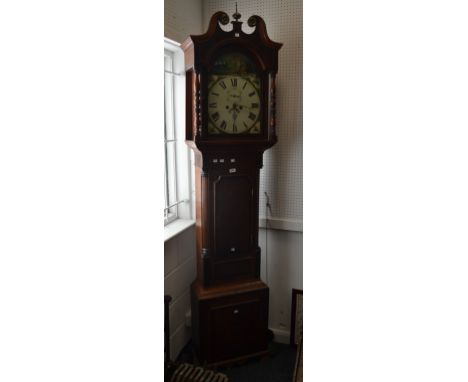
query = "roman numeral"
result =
(243, 121, 248, 129)
(249, 112, 256, 121)
(209, 102, 217, 108)
(251, 103, 259, 108)
(230, 78, 237, 87)
(211, 112, 220, 122)
(220, 120, 227, 130)
(219, 81, 226, 89)
(233, 124, 237, 133)
(248, 91, 255, 97)
(242, 81, 247, 89)
(211, 92, 219, 97)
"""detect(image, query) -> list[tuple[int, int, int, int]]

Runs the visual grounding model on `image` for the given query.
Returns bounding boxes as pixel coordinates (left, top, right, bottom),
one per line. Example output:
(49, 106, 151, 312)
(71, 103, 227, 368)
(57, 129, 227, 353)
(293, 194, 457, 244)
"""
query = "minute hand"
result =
(238, 104, 254, 110)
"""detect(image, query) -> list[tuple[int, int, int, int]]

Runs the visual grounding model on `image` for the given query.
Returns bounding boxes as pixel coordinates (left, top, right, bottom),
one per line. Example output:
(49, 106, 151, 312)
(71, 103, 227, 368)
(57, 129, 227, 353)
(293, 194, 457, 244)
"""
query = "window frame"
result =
(164, 38, 194, 228)
(164, 49, 178, 225)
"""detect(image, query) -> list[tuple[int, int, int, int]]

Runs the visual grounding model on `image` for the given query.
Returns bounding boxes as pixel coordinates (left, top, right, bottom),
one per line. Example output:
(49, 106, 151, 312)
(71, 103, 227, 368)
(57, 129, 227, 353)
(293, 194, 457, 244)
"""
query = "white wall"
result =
(164, 226, 196, 359)
(165, 0, 204, 43)
(164, 0, 203, 360)
(259, 228, 303, 343)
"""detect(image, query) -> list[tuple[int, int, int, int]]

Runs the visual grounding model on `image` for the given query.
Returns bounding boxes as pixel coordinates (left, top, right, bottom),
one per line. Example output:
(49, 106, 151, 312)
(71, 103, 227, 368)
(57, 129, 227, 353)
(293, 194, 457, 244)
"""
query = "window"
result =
(164, 39, 193, 226)
(164, 49, 178, 224)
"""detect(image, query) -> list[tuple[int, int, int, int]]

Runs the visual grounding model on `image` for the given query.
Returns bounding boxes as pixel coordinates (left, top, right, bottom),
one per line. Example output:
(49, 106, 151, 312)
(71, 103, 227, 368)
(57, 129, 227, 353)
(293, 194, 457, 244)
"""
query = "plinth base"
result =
(191, 280, 269, 366)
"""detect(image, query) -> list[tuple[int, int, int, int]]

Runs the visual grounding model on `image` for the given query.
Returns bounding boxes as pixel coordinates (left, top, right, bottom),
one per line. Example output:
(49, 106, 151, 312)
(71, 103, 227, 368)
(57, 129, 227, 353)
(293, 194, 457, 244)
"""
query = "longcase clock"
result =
(182, 8, 282, 366)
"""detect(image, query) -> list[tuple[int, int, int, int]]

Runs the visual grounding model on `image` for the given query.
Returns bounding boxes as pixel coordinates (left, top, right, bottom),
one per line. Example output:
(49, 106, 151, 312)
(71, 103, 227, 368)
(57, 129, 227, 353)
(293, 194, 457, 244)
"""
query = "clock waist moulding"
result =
(182, 9, 282, 366)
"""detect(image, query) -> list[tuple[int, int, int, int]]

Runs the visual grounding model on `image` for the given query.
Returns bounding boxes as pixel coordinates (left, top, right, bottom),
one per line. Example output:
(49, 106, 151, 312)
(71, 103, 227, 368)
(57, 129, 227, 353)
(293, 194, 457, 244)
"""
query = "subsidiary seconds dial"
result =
(207, 75, 261, 134)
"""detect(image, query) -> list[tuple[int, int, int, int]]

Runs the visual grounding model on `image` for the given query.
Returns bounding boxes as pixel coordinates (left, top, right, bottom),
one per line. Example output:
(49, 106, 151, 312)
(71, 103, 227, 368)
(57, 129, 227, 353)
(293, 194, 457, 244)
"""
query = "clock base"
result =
(191, 279, 269, 366)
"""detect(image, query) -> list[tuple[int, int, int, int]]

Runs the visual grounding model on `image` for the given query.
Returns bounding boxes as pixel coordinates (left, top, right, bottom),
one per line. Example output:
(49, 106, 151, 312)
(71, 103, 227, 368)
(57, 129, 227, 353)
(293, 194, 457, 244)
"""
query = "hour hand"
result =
(238, 104, 252, 110)
(228, 103, 241, 113)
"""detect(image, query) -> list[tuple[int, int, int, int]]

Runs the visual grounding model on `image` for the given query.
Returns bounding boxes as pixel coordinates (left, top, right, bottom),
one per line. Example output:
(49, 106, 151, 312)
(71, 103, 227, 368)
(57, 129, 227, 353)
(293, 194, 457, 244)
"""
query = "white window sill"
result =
(164, 219, 195, 242)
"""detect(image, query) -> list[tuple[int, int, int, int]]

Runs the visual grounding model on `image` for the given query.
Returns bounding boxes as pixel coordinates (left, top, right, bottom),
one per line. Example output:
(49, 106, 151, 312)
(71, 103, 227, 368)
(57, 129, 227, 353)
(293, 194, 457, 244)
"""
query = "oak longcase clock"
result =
(182, 8, 282, 366)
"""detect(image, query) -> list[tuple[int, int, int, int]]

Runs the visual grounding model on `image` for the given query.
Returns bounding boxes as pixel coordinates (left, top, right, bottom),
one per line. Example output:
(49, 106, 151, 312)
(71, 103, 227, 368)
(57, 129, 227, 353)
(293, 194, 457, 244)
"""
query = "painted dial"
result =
(207, 74, 261, 134)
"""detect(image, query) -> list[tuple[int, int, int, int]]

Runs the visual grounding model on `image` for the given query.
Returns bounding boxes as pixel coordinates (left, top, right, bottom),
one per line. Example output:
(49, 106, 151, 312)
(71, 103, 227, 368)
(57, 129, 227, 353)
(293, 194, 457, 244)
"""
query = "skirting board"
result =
(270, 327, 290, 344)
(259, 217, 303, 232)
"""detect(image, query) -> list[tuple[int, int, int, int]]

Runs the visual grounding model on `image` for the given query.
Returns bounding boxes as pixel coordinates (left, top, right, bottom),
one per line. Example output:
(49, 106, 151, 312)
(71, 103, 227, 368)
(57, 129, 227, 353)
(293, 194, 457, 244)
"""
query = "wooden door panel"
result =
(213, 174, 253, 257)
(209, 297, 265, 361)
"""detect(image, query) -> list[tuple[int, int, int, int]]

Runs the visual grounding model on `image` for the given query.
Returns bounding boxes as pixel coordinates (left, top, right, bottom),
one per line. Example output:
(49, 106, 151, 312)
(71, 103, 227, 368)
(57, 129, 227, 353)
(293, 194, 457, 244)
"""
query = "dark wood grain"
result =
(183, 11, 282, 366)
(191, 280, 269, 365)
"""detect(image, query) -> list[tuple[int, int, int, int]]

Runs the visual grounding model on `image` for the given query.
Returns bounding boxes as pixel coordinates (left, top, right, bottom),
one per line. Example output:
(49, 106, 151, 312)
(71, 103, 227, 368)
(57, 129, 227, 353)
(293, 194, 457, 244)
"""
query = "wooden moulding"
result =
(192, 279, 268, 300)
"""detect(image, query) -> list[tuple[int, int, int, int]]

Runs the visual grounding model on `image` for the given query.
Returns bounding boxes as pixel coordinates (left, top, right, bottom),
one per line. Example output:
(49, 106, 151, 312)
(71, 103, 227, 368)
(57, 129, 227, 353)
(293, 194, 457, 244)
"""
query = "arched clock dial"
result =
(208, 74, 261, 134)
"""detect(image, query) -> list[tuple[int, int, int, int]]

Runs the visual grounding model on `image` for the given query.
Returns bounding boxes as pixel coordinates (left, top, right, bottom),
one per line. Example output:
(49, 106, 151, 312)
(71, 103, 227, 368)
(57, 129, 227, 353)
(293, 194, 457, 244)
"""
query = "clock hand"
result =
(232, 103, 242, 113)
(228, 103, 241, 114)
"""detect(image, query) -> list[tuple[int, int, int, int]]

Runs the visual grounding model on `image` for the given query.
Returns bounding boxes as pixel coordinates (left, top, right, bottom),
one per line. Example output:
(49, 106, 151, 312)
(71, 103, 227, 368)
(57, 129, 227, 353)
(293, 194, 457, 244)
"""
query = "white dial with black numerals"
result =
(207, 75, 261, 134)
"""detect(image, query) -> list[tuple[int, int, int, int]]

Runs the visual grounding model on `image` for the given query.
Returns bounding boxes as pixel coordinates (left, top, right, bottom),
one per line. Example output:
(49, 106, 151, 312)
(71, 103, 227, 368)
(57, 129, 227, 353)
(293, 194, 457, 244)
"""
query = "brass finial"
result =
(233, 2, 241, 21)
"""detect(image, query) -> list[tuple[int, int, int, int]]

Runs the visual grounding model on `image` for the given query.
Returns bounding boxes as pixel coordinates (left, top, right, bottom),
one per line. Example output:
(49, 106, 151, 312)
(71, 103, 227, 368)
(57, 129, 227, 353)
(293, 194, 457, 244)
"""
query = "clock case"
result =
(182, 11, 282, 366)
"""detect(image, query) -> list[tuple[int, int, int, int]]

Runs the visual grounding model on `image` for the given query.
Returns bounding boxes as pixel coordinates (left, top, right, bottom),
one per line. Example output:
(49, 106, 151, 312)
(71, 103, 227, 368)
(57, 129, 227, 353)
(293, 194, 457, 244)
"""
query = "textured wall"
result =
(164, 226, 197, 359)
(203, 0, 303, 222)
(259, 228, 303, 342)
(164, 0, 204, 43)
(164, 0, 202, 359)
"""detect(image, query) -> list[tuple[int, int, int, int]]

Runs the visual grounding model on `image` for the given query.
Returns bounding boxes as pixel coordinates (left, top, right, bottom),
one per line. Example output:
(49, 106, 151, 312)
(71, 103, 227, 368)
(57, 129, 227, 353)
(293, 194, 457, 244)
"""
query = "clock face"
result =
(207, 74, 261, 134)
(207, 51, 262, 135)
